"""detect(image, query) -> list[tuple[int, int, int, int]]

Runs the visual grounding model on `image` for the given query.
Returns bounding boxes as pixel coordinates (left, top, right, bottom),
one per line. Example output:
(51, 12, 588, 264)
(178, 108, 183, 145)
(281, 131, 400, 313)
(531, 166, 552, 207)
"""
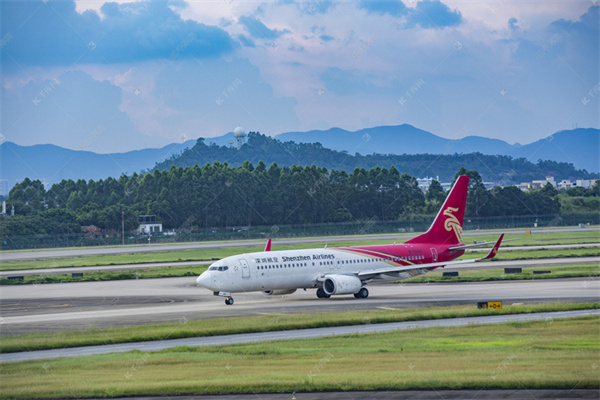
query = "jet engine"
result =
(323, 274, 362, 295)
(262, 289, 297, 296)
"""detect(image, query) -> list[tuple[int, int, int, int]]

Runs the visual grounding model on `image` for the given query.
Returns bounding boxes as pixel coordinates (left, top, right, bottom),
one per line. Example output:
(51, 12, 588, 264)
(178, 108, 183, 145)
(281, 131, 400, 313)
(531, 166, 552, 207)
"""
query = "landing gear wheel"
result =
(354, 287, 369, 299)
(225, 297, 234, 305)
(316, 288, 330, 299)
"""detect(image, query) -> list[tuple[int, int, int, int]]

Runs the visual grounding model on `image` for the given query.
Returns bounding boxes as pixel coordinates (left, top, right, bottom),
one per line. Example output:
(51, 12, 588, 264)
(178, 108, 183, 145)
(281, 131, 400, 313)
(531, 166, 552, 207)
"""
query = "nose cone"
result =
(196, 271, 212, 288)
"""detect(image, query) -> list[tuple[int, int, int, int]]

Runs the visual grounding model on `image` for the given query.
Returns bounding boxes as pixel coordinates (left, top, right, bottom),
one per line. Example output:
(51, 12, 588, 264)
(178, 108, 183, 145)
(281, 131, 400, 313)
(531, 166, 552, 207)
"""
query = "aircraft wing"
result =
(357, 234, 504, 280)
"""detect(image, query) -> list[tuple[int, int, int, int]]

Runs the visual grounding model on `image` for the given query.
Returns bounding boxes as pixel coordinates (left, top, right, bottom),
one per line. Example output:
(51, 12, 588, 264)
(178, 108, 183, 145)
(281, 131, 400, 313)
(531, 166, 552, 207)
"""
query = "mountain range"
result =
(275, 125, 599, 174)
(0, 140, 195, 196)
(207, 125, 598, 173)
(1, 125, 597, 196)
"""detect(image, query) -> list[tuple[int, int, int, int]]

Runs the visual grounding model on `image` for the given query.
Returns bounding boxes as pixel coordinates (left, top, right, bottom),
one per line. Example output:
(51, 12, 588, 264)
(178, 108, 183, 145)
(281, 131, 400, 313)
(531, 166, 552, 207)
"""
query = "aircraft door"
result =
(239, 259, 251, 279)
(430, 248, 438, 263)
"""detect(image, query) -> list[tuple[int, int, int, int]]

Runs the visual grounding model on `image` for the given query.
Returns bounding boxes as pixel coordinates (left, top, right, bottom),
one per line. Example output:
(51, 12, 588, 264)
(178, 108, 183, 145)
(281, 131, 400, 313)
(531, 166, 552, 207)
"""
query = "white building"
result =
(575, 179, 593, 189)
(531, 176, 556, 188)
(416, 176, 440, 191)
(558, 180, 574, 190)
(137, 215, 163, 235)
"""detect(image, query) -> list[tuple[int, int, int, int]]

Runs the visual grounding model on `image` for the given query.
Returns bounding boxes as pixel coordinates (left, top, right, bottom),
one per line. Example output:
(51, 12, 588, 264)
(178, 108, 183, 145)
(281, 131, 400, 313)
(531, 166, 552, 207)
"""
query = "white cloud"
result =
(3, 0, 598, 153)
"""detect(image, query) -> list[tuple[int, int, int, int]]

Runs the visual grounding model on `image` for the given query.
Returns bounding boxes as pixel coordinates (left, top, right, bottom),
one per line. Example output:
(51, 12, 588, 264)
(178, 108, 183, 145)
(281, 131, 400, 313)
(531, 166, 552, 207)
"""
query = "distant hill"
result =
(274, 125, 598, 173)
(3, 124, 597, 196)
(276, 124, 518, 156)
(0, 140, 195, 194)
(508, 128, 599, 173)
(155, 132, 596, 185)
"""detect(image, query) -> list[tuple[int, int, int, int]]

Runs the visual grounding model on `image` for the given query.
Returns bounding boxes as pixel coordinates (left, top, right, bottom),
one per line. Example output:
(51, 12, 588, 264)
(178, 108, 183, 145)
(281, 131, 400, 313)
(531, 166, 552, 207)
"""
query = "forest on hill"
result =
(3, 162, 598, 242)
(155, 132, 598, 184)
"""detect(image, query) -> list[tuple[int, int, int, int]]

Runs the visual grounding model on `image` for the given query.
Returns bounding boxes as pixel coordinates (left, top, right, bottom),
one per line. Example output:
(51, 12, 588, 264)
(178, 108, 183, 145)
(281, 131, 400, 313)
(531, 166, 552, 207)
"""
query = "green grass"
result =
(1, 229, 598, 272)
(469, 246, 599, 260)
(407, 263, 600, 283)
(0, 265, 208, 285)
(1, 302, 597, 353)
(2, 246, 598, 285)
(1, 316, 598, 398)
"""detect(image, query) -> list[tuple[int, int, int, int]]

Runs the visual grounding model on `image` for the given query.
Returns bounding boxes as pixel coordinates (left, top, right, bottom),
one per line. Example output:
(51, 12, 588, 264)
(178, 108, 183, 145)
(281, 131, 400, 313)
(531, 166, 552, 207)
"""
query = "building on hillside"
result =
(416, 176, 439, 191)
(137, 215, 163, 235)
(532, 176, 556, 188)
(520, 177, 597, 191)
(558, 180, 574, 190)
(575, 179, 595, 189)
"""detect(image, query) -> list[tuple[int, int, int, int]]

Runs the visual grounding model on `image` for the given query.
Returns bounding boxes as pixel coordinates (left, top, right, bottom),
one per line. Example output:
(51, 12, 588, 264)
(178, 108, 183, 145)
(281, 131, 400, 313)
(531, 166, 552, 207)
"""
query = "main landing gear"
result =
(316, 287, 369, 299)
(225, 297, 234, 305)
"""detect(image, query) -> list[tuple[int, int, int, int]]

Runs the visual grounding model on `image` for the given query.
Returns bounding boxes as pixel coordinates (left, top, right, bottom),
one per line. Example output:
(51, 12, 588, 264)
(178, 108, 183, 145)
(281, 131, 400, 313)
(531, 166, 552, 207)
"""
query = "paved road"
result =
(1, 309, 598, 363)
(2, 226, 597, 262)
(1, 276, 598, 334)
(1, 244, 598, 277)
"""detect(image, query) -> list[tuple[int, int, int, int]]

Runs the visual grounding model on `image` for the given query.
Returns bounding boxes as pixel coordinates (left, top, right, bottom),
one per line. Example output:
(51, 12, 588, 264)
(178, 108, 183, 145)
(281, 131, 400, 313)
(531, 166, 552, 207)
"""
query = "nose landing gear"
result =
(214, 291, 235, 305)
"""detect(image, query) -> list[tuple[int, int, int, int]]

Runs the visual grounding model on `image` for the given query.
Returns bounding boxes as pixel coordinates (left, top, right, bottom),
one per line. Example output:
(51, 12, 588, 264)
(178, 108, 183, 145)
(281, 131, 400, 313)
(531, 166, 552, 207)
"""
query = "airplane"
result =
(196, 175, 504, 305)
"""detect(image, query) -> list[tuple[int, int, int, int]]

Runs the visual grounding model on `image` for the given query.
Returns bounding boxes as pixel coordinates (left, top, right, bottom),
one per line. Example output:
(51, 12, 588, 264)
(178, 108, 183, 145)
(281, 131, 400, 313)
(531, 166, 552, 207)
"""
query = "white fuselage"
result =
(196, 246, 427, 294)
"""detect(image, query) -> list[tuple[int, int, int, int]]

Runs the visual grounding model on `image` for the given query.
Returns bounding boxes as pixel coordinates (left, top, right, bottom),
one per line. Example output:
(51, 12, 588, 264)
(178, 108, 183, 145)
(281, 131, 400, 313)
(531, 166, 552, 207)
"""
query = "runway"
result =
(1, 309, 597, 363)
(1, 276, 598, 334)
(2, 226, 597, 262)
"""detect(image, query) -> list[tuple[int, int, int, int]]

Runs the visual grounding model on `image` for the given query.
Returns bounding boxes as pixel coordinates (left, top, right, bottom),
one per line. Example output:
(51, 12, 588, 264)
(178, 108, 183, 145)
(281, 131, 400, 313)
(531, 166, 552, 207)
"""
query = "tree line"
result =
(3, 163, 598, 237)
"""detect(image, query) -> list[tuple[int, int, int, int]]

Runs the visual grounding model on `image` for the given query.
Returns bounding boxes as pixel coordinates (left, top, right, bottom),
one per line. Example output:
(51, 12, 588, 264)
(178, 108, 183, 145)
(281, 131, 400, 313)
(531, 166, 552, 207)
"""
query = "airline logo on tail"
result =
(443, 206, 462, 241)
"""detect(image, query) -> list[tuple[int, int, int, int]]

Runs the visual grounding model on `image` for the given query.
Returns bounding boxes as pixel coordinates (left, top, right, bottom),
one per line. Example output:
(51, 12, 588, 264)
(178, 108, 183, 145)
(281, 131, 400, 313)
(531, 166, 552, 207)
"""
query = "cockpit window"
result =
(209, 266, 228, 272)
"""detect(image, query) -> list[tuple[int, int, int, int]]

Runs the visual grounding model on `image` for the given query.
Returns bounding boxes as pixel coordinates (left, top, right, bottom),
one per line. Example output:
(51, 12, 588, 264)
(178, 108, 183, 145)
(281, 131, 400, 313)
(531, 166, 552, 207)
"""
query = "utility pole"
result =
(122, 211, 125, 245)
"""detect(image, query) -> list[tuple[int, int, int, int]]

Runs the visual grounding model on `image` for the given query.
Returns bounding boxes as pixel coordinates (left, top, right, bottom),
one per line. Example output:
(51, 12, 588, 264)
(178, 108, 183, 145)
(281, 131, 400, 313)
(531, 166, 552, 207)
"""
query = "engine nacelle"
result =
(262, 289, 297, 296)
(323, 274, 362, 295)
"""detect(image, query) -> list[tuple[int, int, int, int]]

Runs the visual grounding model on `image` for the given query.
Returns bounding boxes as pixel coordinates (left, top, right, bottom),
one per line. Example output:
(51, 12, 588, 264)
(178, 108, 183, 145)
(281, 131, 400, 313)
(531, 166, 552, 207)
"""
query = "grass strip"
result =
(2, 246, 598, 285)
(471, 247, 599, 260)
(0, 316, 598, 398)
(0, 265, 208, 285)
(406, 263, 600, 283)
(2, 229, 598, 271)
(1, 302, 598, 354)
(2, 247, 598, 285)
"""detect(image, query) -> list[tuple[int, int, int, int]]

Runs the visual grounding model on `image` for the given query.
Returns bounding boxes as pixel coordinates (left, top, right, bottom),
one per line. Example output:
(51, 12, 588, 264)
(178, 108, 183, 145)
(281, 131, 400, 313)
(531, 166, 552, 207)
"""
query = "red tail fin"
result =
(407, 175, 469, 245)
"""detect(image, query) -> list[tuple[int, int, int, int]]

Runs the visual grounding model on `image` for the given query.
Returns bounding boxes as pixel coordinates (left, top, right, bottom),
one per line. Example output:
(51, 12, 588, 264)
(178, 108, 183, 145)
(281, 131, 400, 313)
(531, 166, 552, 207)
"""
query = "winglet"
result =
(265, 238, 272, 252)
(481, 234, 504, 260)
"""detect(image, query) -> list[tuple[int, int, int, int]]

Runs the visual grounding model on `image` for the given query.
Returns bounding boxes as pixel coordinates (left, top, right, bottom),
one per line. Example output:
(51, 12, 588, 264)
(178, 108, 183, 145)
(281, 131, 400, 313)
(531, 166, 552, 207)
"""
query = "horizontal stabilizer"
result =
(449, 237, 515, 251)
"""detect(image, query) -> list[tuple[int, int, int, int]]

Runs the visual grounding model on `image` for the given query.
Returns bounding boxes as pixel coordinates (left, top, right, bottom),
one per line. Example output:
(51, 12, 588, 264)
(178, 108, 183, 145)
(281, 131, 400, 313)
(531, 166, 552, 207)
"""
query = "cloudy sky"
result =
(1, 0, 598, 153)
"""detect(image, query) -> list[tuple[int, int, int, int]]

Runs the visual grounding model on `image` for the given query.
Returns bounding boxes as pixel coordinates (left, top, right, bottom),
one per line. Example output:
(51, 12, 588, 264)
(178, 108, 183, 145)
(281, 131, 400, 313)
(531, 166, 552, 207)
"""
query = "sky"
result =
(1, 0, 598, 153)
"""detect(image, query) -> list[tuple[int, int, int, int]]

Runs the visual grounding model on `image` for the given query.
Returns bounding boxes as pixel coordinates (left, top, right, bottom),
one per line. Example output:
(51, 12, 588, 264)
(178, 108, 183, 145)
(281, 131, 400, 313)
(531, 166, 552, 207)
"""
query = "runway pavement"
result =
(1, 309, 598, 363)
(2, 226, 597, 262)
(1, 276, 598, 334)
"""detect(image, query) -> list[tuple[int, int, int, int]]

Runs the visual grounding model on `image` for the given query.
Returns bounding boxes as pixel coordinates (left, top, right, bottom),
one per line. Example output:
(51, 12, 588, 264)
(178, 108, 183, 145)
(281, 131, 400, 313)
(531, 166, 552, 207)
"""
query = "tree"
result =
(426, 180, 446, 203)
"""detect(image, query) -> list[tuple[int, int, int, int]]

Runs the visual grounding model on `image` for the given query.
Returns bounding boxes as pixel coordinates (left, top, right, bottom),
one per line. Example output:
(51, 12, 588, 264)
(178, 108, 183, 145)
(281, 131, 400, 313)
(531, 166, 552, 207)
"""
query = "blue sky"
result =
(1, 0, 598, 153)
